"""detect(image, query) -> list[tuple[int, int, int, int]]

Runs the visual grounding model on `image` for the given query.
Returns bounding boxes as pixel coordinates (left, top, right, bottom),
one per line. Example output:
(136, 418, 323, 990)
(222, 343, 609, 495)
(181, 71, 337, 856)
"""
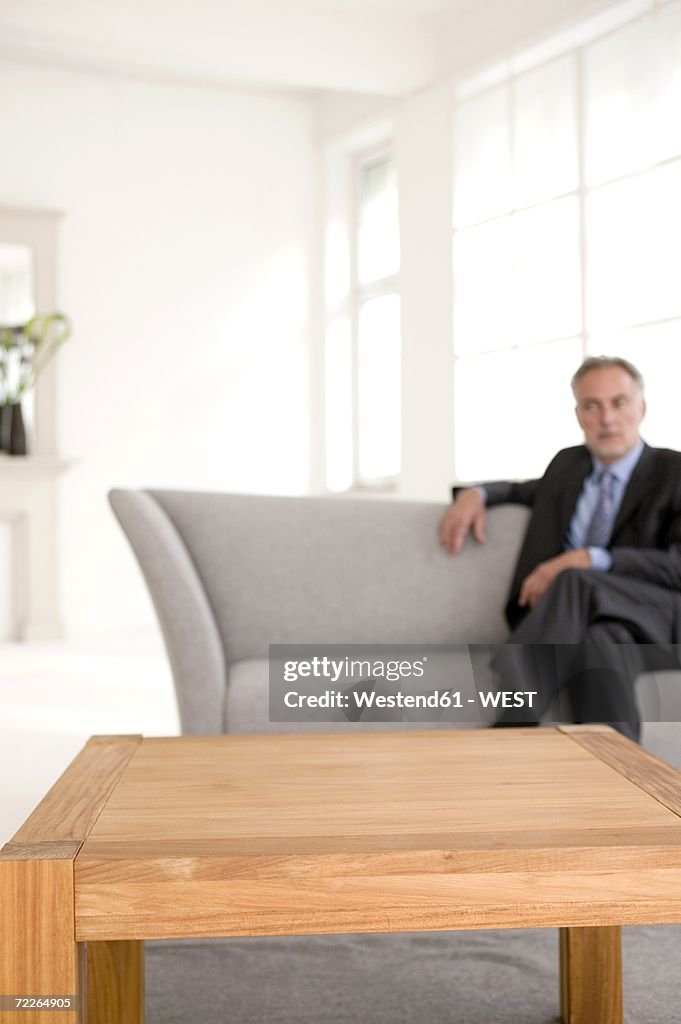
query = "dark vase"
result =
(8, 402, 27, 456)
(0, 403, 11, 451)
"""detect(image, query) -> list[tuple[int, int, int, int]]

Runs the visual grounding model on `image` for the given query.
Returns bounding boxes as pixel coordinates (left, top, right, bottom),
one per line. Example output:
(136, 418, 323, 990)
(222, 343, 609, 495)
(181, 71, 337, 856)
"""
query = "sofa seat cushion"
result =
(225, 653, 501, 733)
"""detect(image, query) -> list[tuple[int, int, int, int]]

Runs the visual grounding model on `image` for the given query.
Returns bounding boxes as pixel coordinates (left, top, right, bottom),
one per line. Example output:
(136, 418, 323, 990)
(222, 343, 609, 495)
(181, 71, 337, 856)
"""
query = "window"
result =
(325, 153, 401, 491)
(452, 0, 681, 480)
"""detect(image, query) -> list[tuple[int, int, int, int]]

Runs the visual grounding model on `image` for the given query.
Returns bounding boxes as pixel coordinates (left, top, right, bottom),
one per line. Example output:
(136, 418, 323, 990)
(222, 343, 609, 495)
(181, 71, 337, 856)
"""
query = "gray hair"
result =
(571, 355, 644, 394)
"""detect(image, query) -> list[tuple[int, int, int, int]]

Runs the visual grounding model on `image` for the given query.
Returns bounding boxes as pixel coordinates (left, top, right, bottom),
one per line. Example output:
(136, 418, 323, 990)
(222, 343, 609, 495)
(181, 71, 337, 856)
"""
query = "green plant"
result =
(0, 312, 71, 404)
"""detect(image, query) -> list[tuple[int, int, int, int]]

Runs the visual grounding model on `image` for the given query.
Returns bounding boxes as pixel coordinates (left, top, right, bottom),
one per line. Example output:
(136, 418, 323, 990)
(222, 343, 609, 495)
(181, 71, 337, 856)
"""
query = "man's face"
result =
(574, 367, 646, 464)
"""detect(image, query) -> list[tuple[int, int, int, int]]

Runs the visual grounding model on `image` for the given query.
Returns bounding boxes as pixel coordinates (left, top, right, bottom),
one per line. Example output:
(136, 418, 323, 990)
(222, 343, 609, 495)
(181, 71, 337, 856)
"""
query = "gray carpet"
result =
(146, 925, 681, 1023)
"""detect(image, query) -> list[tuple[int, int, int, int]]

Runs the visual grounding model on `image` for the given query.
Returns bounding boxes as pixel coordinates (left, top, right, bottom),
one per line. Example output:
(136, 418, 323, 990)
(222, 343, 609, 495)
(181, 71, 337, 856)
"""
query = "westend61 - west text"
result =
(283, 690, 538, 710)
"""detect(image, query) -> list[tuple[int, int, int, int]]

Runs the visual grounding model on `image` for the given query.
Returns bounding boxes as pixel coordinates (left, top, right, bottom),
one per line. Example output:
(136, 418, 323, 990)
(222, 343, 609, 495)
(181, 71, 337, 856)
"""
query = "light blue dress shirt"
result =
(474, 438, 645, 572)
(564, 438, 645, 571)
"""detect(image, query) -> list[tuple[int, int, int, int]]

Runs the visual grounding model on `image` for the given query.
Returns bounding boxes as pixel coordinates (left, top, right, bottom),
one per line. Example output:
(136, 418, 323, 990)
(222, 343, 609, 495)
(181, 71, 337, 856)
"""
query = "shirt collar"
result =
(591, 438, 645, 484)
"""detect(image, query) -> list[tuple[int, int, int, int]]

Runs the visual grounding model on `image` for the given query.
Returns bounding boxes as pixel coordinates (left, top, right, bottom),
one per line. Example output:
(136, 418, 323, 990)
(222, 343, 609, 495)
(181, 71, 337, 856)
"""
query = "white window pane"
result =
(587, 319, 681, 450)
(512, 197, 581, 344)
(584, 7, 681, 186)
(513, 56, 578, 207)
(454, 85, 512, 227)
(325, 318, 353, 492)
(358, 159, 399, 285)
(358, 295, 401, 482)
(510, 0, 651, 75)
(454, 217, 514, 354)
(454, 199, 580, 354)
(454, 340, 583, 482)
(586, 160, 681, 331)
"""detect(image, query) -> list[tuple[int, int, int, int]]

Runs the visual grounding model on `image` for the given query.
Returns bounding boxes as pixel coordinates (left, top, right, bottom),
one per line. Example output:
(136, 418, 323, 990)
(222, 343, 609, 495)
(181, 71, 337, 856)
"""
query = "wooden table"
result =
(3, 725, 681, 1023)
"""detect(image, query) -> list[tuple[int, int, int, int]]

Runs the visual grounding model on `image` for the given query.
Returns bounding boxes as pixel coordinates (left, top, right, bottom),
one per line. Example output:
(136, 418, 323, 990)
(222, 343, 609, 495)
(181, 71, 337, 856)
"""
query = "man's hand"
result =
(518, 549, 592, 609)
(438, 489, 486, 555)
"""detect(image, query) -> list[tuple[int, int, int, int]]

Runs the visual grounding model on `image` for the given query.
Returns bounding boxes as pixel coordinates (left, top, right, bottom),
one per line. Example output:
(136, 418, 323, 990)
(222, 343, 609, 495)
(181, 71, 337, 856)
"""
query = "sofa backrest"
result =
(113, 489, 528, 655)
(109, 490, 529, 730)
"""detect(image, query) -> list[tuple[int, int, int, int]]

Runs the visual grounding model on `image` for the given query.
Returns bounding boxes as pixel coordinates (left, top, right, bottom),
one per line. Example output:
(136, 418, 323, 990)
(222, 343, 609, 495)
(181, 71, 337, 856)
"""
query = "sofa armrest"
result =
(109, 489, 226, 734)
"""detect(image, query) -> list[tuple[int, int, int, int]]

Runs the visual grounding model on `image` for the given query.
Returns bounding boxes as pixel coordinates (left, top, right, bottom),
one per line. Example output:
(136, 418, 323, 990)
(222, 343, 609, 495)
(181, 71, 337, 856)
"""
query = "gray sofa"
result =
(110, 488, 681, 1024)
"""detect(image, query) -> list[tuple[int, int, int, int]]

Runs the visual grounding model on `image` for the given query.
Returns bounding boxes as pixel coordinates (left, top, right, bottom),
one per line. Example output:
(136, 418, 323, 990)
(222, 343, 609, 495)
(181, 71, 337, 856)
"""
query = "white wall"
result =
(0, 60, 318, 637)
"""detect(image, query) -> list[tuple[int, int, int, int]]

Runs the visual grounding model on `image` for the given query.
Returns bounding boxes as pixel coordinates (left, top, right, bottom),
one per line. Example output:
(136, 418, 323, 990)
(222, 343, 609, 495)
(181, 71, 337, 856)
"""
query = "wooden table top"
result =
(83, 729, 679, 851)
(5, 726, 681, 941)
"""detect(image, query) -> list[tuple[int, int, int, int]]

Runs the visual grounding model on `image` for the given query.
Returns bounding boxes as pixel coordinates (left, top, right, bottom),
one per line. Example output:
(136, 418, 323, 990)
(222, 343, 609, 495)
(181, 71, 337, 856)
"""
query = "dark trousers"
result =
(491, 569, 681, 742)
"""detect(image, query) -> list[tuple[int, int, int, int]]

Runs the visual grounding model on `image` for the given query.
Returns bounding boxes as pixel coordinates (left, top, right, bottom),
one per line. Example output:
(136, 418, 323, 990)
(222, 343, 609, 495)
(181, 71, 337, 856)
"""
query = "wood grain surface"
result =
(559, 725, 681, 818)
(73, 729, 681, 940)
(0, 858, 85, 1024)
(9, 735, 142, 845)
(560, 925, 622, 1024)
(87, 942, 144, 1024)
(0, 736, 143, 1024)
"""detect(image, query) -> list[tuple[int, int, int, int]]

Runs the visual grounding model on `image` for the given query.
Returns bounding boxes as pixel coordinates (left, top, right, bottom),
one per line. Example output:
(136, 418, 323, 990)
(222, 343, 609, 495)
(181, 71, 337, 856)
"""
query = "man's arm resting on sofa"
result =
(450, 480, 541, 507)
(440, 478, 541, 555)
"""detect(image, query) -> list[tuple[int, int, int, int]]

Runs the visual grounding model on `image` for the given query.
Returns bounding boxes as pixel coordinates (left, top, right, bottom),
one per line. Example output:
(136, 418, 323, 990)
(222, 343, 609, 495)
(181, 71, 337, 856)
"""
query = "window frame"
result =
(351, 145, 401, 491)
(451, 0, 681, 481)
(324, 141, 401, 494)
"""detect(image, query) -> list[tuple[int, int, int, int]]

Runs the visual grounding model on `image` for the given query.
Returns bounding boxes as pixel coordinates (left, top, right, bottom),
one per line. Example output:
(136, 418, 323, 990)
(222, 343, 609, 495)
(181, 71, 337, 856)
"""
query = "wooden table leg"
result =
(88, 941, 144, 1024)
(560, 926, 623, 1024)
(0, 843, 86, 1024)
(0, 738, 143, 1023)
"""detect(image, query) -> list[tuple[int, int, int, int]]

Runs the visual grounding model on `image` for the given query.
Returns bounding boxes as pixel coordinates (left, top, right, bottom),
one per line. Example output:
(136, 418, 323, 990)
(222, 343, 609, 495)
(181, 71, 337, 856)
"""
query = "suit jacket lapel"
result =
(558, 447, 592, 540)
(611, 443, 655, 541)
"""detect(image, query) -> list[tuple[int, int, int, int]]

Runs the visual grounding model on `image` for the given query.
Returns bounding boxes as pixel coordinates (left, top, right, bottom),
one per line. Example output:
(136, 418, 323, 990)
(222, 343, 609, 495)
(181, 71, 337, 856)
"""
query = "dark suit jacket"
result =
(453, 444, 681, 630)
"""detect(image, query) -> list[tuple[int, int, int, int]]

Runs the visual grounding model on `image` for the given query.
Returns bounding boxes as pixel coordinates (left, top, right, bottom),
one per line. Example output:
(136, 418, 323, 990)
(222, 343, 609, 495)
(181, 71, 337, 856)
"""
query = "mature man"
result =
(438, 355, 681, 742)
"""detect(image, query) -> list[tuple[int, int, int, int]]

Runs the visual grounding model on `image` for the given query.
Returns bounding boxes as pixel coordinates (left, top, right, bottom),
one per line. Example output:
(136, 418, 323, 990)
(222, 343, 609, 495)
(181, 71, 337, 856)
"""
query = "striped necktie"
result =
(584, 469, 616, 548)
